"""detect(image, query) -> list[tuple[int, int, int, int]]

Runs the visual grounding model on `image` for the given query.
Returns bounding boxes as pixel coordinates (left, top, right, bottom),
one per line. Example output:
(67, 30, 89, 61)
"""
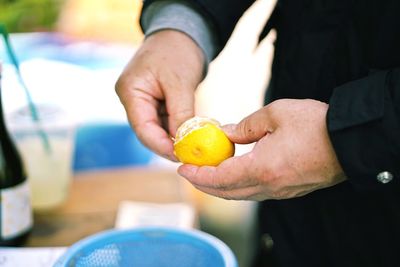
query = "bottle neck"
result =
(0, 72, 8, 134)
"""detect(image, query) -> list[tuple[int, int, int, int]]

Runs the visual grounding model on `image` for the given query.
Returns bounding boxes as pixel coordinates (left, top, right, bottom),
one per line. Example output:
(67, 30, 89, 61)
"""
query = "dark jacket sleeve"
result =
(327, 69, 400, 191)
(141, 0, 256, 55)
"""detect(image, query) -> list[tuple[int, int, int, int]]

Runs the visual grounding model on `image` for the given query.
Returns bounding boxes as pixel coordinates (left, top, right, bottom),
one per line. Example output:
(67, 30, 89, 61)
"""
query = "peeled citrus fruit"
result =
(173, 116, 235, 166)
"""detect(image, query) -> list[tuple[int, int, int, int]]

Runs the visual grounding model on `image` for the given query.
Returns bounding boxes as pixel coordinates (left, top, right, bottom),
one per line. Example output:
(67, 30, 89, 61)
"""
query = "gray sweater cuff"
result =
(141, 0, 217, 65)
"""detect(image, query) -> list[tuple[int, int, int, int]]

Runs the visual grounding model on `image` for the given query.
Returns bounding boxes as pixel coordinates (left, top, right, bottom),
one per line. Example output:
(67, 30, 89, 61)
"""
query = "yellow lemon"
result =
(173, 117, 235, 166)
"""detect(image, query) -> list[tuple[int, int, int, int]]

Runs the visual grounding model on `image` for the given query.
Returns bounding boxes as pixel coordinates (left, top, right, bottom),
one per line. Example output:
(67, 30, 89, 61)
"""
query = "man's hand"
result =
(178, 99, 346, 200)
(115, 30, 204, 160)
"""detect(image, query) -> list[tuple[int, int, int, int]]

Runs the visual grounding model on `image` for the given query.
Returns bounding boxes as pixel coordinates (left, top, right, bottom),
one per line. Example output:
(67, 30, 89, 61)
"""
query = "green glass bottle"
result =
(0, 62, 33, 246)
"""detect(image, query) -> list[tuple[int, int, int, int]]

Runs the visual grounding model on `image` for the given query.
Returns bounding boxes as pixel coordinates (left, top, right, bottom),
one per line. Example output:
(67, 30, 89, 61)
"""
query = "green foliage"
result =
(0, 0, 64, 32)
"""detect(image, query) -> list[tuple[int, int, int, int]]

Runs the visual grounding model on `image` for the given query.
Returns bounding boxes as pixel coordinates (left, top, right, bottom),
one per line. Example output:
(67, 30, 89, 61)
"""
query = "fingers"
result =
(164, 79, 195, 137)
(115, 30, 204, 160)
(192, 183, 267, 201)
(178, 155, 268, 201)
(116, 77, 177, 160)
(178, 153, 259, 198)
(222, 106, 276, 144)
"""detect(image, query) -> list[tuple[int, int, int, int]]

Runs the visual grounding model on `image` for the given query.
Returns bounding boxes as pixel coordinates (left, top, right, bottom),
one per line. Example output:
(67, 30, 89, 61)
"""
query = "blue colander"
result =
(53, 227, 238, 267)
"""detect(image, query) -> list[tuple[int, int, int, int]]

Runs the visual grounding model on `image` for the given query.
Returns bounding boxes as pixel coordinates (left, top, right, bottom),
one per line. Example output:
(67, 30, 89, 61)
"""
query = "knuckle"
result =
(218, 191, 234, 200)
(115, 69, 157, 99)
(213, 177, 227, 190)
(260, 165, 286, 198)
(239, 118, 255, 139)
(269, 190, 288, 200)
(212, 170, 232, 191)
(266, 99, 286, 116)
(115, 74, 135, 99)
(114, 76, 125, 96)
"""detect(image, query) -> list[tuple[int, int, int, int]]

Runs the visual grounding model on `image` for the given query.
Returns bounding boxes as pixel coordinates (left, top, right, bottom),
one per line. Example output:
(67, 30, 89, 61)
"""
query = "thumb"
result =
(165, 86, 195, 137)
(222, 107, 275, 144)
(157, 32, 204, 137)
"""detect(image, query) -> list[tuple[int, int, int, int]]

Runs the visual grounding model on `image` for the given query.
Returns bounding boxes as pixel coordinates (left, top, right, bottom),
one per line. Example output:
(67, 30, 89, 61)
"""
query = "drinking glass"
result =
(8, 104, 75, 211)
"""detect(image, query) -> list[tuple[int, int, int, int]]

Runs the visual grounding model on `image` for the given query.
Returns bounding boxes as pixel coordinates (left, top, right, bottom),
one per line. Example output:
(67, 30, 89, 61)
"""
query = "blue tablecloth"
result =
(1, 32, 154, 172)
(0, 32, 132, 69)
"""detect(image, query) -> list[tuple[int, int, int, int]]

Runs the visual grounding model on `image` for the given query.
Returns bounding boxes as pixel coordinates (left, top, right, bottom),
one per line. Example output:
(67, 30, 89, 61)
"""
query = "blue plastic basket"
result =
(54, 227, 238, 267)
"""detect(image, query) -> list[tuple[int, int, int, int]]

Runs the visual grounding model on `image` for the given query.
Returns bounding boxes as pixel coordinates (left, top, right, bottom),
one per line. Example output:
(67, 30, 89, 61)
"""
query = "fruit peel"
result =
(173, 116, 235, 166)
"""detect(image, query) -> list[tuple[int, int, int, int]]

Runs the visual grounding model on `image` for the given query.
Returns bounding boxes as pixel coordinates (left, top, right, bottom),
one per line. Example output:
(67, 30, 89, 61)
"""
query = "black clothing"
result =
(142, 1, 400, 266)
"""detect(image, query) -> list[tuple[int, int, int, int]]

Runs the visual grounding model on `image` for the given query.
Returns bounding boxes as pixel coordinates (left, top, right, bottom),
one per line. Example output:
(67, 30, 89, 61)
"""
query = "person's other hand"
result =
(178, 99, 346, 200)
(115, 30, 204, 160)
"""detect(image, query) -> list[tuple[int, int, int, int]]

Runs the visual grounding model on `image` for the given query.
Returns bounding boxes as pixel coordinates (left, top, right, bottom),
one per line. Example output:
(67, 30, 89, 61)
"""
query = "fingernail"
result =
(221, 124, 236, 135)
(162, 153, 179, 162)
(177, 165, 197, 178)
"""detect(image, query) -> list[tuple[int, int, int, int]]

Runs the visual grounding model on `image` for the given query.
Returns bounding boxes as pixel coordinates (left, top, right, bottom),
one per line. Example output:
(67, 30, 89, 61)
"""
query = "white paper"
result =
(115, 201, 197, 230)
(0, 247, 66, 267)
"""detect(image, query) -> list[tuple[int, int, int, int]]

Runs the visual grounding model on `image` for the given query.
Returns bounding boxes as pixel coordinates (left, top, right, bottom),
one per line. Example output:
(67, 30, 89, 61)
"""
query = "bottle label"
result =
(1, 180, 33, 239)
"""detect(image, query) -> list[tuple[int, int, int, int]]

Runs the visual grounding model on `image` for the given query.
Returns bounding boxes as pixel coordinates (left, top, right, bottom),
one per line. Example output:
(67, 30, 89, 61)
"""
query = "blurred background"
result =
(0, 0, 275, 266)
